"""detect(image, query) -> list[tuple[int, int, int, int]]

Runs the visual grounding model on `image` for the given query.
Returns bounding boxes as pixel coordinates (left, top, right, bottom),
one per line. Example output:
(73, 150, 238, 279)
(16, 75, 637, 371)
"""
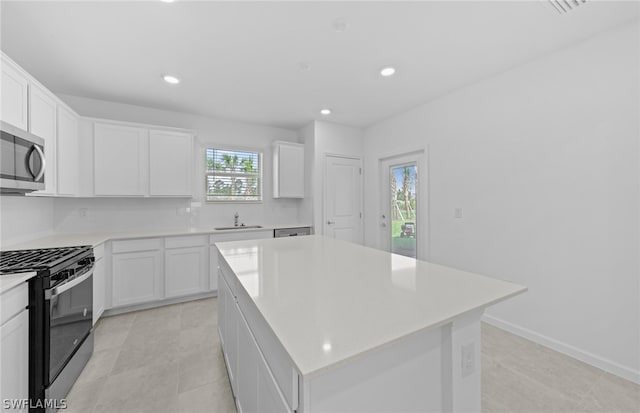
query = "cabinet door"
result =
(112, 250, 162, 307)
(149, 130, 192, 196)
(237, 310, 259, 413)
(93, 257, 105, 325)
(165, 246, 207, 297)
(256, 343, 291, 413)
(209, 246, 219, 291)
(94, 123, 147, 196)
(56, 105, 79, 196)
(274, 142, 304, 198)
(219, 274, 238, 394)
(0, 60, 28, 130)
(0, 310, 29, 413)
(29, 84, 57, 195)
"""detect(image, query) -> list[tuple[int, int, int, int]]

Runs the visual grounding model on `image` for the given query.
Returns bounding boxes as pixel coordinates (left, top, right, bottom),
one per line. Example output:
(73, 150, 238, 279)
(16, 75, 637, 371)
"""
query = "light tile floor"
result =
(65, 298, 639, 413)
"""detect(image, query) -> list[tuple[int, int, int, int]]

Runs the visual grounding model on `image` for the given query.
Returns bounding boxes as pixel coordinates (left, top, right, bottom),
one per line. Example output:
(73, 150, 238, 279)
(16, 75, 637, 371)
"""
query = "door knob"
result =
(381, 214, 386, 219)
(327, 220, 335, 225)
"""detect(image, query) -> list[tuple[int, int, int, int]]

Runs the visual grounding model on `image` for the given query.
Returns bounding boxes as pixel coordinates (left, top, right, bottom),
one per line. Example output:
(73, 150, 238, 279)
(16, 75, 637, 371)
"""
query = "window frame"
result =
(204, 146, 264, 203)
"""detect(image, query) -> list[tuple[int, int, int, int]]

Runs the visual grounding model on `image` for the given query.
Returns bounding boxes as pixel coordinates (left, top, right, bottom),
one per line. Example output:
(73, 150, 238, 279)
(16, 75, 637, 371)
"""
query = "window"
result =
(205, 148, 262, 202)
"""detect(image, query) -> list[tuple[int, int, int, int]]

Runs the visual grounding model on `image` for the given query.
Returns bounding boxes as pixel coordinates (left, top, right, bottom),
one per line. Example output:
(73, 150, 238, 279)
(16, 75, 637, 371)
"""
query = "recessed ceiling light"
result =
(320, 109, 332, 116)
(380, 67, 396, 77)
(332, 17, 349, 32)
(160, 0, 175, 3)
(163, 75, 181, 85)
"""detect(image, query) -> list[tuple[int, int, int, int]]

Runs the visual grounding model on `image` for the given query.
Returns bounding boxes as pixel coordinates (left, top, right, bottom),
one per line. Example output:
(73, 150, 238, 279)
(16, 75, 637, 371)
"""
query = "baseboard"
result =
(482, 314, 640, 385)
(102, 290, 217, 317)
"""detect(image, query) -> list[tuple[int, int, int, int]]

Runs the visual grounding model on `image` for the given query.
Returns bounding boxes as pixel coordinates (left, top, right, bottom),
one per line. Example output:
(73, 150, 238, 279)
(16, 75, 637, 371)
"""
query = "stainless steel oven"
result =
(0, 246, 94, 413)
(1, 120, 46, 194)
(45, 264, 93, 408)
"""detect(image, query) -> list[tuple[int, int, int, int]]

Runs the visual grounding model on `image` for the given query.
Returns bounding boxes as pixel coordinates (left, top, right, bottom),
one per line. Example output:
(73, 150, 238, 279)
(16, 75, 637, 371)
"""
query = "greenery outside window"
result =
(206, 148, 262, 202)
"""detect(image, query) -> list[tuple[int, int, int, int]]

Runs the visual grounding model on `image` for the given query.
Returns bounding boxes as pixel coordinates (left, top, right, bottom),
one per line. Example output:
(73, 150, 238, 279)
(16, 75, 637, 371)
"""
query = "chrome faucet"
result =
(234, 212, 239, 227)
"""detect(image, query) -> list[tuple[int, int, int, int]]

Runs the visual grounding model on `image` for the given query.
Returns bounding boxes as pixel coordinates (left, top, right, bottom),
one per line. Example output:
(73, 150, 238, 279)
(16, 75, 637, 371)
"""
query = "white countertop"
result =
(217, 235, 527, 377)
(0, 271, 36, 294)
(3, 223, 312, 250)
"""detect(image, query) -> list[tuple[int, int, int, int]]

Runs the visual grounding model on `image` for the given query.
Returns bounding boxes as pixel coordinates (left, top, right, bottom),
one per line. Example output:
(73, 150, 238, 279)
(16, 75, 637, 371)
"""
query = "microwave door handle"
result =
(31, 144, 46, 181)
(45, 268, 93, 299)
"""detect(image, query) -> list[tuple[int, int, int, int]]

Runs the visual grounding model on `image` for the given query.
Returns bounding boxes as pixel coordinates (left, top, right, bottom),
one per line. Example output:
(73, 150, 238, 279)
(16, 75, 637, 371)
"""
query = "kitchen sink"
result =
(214, 225, 263, 230)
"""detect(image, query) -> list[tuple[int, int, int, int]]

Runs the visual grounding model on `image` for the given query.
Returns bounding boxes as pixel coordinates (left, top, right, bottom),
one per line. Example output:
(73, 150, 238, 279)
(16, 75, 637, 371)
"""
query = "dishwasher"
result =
(274, 227, 312, 237)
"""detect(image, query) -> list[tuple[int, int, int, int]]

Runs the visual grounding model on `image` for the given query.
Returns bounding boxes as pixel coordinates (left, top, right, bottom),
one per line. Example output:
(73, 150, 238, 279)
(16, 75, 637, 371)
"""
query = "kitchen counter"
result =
(3, 223, 312, 250)
(0, 271, 36, 294)
(217, 235, 527, 412)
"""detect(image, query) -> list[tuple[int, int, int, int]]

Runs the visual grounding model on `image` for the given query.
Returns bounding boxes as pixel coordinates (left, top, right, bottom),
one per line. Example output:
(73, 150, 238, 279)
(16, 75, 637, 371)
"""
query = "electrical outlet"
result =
(79, 208, 88, 218)
(461, 342, 475, 377)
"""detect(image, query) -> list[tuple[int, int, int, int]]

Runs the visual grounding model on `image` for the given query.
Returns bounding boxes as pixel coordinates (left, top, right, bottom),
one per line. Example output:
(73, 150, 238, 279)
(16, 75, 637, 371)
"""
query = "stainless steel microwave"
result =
(1, 120, 46, 194)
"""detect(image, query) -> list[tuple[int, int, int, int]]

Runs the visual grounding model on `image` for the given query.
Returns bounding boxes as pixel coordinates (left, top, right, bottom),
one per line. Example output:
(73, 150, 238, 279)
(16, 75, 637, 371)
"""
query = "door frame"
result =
(323, 153, 364, 244)
(379, 148, 429, 260)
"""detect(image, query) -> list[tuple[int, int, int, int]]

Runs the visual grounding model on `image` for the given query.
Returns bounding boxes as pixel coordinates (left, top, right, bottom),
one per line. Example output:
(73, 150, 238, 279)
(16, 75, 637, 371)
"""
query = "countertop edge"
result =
(3, 223, 313, 250)
(0, 272, 37, 294)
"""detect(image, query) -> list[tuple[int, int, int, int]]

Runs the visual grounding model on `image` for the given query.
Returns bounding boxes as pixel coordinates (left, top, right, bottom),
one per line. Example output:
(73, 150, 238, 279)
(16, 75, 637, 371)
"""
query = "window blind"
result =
(205, 148, 262, 202)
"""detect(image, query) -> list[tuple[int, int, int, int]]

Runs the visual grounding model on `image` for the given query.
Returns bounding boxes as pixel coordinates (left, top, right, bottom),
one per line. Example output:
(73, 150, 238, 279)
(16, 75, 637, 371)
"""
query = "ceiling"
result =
(1, 1, 638, 130)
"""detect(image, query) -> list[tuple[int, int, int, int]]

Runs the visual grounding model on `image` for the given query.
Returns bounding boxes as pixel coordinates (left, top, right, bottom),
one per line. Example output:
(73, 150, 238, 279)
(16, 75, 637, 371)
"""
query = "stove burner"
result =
(0, 246, 90, 273)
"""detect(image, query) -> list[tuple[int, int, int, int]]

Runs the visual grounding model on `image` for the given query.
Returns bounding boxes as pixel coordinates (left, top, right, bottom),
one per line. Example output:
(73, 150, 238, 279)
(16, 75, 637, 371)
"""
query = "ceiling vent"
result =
(547, 0, 588, 14)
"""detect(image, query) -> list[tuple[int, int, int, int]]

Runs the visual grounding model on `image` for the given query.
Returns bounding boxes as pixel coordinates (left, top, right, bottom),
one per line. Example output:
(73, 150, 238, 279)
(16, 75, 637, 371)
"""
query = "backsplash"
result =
(0, 195, 55, 248)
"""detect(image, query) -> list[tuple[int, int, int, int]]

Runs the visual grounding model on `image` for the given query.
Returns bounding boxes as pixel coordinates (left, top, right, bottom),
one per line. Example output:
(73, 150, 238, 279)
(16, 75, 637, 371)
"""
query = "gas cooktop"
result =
(0, 246, 91, 274)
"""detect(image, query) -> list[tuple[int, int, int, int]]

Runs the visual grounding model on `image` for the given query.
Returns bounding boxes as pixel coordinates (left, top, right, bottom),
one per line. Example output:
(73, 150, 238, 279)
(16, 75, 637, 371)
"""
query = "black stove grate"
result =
(0, 246, 90, 273)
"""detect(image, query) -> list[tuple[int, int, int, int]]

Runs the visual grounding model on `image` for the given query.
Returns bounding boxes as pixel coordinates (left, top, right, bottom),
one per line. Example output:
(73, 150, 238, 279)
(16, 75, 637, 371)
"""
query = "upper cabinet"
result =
(2, 52, 80, 197)
(0, 59, 28, 130)
(273, 141, 304, 198)
(29, 84, 57, 195)
(94, 122, 148, 196)
(93, 121, 193, 198)
(56, 105, 79, 196)
(149, 129, 192, 196)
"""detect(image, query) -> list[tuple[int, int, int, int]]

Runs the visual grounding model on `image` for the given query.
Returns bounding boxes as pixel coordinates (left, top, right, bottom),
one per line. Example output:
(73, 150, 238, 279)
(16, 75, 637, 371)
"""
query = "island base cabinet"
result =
(219, 272, 291, 413)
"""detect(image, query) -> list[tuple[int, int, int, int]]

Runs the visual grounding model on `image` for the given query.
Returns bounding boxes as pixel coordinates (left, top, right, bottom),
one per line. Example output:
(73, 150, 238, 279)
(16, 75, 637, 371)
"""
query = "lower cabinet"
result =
(218, 270, 291, 413)
(112, 248, 163, 307)
(0, 283, 29, 413)
(165, 239, 208, 298)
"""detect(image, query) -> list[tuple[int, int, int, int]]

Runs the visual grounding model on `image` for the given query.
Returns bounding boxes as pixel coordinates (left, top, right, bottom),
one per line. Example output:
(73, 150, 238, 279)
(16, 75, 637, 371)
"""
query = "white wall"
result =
(299, 121, 364, 235)
(363, 22, 639, 381)
(53, 95, 301, 233)
(0, 196, 54, 247)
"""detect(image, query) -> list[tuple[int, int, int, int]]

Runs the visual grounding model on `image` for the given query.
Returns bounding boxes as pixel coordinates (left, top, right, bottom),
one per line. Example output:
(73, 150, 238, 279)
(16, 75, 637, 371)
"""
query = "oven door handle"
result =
(45, 268, 93, 299)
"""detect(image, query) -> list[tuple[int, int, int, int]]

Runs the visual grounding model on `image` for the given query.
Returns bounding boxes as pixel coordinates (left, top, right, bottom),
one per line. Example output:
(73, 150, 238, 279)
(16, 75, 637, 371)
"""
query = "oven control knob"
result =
(78, 257, 95, 266)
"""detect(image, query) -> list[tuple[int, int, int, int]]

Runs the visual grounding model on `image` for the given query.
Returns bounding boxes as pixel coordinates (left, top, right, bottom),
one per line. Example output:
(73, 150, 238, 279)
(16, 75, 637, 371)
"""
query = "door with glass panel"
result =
(381, 155, 421, 259)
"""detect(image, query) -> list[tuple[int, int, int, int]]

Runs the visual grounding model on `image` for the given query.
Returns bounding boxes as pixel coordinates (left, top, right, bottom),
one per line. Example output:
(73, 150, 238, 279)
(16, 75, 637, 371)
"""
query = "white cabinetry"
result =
(149, 130, 192, 196)
(0, 283, 29, 413)
(29, 84, 57, 195)
(93, 244, 106, 325)
(273, 141, 304, 198)
(56, 105, 79, 196)
(111, 239, 163, 307)
(165, 236, 208, 298)
(94, 123, 148, 196)
(218, 266, 293, 413)
(0, 58, 28, 130)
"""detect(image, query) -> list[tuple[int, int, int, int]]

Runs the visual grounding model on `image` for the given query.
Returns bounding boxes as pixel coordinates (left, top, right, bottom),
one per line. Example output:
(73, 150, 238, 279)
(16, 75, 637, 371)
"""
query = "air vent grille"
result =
(547, 0, 588, 14)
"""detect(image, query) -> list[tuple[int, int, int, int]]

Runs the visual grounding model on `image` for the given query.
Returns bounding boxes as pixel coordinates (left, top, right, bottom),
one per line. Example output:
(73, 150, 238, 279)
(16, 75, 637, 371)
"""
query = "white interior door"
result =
(324, 155, 363, 244)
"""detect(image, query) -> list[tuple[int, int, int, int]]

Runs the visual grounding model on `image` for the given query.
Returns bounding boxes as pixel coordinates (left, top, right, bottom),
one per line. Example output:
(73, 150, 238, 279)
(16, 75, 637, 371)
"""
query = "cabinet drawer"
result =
(112, 238, 162, 254)
(1, 282, 28, 326)
(165, 235, 207, 249)
(209, 229, 273, 244)
(93, 243, 105, 260)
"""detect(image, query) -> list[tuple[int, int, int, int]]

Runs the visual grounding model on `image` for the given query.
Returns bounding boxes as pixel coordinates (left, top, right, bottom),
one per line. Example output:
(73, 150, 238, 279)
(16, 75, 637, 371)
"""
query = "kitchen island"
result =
(216, 235, 526, 413)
